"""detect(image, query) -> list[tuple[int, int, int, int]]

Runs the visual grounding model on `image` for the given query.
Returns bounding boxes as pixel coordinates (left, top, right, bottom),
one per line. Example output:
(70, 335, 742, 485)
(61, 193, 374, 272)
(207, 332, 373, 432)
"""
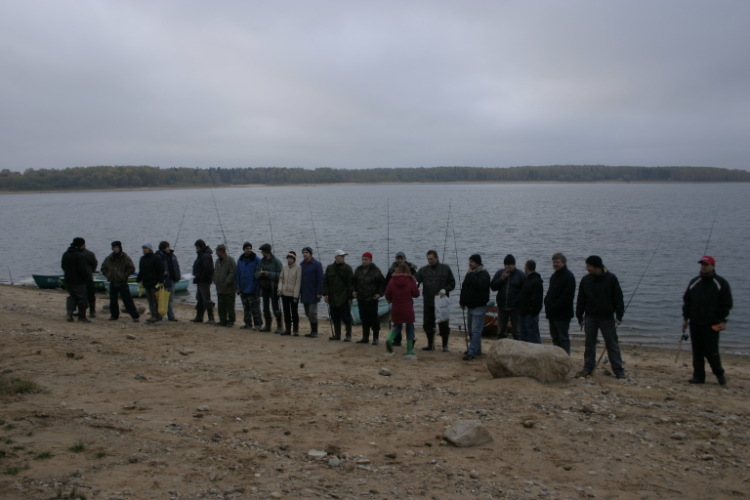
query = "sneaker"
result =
(688, 378, 705, 384)
(575, 370, 592, 378)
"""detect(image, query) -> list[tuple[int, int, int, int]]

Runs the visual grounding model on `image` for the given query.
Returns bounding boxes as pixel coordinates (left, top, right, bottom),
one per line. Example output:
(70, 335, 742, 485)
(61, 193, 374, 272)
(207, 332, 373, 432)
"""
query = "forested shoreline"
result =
(1, 164, 749, 191)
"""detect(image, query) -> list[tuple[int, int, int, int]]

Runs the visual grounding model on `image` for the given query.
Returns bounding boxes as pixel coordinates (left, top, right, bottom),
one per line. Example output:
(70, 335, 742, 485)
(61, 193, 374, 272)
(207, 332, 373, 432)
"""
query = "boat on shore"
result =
(350, 296, 391, 325)
(58, 273, 109, 292)
(128, 278, 190, 297)
(32, 274, 63, 289)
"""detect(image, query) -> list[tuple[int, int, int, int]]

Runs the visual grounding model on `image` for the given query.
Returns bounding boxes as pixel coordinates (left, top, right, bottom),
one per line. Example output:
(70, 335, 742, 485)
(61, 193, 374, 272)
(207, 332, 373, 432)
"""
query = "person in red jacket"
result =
(384, 263, 420, 359)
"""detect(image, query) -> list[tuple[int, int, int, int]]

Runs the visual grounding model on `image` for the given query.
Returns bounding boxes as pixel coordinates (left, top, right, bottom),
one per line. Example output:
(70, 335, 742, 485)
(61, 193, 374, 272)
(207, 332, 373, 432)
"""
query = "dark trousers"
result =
(144, 286, 160, 320)
(195, 282, 212, 311)
(329, 303, 352, 330)
(689, 323, 724, 382)
(583, 315, 624, 376)
(260, 288, 281, 324)
(240, 293, 261, 327)
(217, 293, 236, 325)
(519, 314, 541, 344)
(498, 309, 520, 340)
(358, 299, 380, 338)
(66, 284, 88, 319)
(109, 283, 139, 319)
(548, 318, 571, 354)
(86, 279, 96, 314)
(281, 296, 299, 332)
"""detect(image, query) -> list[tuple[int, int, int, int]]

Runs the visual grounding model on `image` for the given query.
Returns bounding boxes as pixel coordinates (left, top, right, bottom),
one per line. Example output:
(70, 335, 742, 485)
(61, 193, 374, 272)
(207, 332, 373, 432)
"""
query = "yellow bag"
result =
(156, 285, 170, 316)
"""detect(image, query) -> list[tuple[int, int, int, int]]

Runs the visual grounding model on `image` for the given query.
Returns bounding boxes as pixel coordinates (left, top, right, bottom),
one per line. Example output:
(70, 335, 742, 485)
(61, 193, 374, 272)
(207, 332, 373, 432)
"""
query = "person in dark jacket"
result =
(82, 245, 98, 318)
(518, 260, 543, 344)
(191, 239, 215, 324)
(682, 255, 733, 385)
(137, 242, 164, 323)
(323, 249, 354, 341)
(236, 242, 262, 330)
(460, 254, 491, 360)
(156, 241, 181, 321)
(490, 254, 526, 340)
(384, 262, 420, 358)
(61, 236, 92, 322)
(575, 255, 626, 379)
(255, 243, 283, 332)
(544, 252, 576, 354)
(300, 246, 324, 338)
(353, 251, 385, 345)
(416, 250, 456, 351)
(101, 240, 140, 322)
(214, 244, 237, 327)
(384, 252, 418, 346)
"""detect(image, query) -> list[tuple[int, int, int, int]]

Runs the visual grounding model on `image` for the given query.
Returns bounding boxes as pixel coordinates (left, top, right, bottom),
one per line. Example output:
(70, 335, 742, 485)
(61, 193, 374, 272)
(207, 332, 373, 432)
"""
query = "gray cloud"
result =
(1, 0, 748, 171)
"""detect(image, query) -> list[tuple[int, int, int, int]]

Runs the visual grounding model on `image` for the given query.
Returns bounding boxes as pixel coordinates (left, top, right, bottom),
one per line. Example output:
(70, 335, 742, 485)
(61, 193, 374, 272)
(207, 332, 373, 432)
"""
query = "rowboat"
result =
(32, 274, 63, 289)
(59, 273, 109, 292)
(350, 296, 391, 325)
(128, 278, 190, 297)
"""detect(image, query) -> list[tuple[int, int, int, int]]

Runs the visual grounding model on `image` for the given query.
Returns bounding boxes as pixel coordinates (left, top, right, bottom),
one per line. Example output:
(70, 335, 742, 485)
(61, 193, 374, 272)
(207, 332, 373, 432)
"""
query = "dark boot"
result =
(260, 313, 272, 332)
(89, 297, 97, 318)
(329, 323, 341, 341)
(344, 323, 352, 342)
(77, 303, 90, 323)
(372, 329, 380, 346)
(191, 304, 205, 323)
(392, 330, 402, 347)
(206, 303, 215, 325)
(275, 313, 284, 334)
(305, 322, 319, 338)
(356, 326, 370, 344)
(439, 322, 450, 352)
(422, 331, 435, 351)
(66, 296, 76, 321)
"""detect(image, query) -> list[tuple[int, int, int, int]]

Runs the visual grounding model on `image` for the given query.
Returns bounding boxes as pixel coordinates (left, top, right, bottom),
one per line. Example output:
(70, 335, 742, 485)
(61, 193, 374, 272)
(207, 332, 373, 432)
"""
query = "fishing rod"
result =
(265, 197, 275, 250)
(386, 197, 390, 271)
(593, 239, 662, 373)
(448, 200, 468, 343)
(307, 197, 333, 335)
(210, 188, 228, 249)
(704, 209, 719, 255)
(173, 207, 187, 252)
(7, 266, 14, 285)
(442, 199, 451, 259)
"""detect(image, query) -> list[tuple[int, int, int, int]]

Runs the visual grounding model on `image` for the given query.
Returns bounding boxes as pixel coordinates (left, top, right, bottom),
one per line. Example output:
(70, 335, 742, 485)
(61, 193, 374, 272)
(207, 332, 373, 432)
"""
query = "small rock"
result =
(126, 334, 136, 340)
(328, 457, 341, 467)
(197, 405, 210, 412)
(469, 470, 480, 479)
(308, 449, 327, 459)
(379, 367, 392, 376)
(522, 420, 536, 429)
(134, 374, 147, 381)
(671, 432, 687, 440)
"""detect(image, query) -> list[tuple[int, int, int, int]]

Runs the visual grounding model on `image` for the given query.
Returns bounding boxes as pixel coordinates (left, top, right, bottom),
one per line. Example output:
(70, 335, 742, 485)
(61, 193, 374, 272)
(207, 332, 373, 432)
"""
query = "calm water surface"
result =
(1, 183, 747, 353)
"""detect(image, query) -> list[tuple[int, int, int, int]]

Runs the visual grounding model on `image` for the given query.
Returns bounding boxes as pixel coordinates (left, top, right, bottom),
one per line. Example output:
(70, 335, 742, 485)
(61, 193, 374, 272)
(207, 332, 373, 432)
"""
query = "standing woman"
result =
(384, 262, 420, 359)
(279, 251, 302, 335)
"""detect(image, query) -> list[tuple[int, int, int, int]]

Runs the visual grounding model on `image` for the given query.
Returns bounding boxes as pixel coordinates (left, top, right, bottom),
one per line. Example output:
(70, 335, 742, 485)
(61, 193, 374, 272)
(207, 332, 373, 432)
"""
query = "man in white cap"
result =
(322, 250, 354, 341)
(682, 256, 733, 385)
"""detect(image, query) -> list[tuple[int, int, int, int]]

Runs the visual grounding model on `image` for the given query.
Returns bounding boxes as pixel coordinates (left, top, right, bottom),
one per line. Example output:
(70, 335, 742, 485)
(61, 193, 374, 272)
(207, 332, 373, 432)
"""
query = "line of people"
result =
(62, 237, 734, 384)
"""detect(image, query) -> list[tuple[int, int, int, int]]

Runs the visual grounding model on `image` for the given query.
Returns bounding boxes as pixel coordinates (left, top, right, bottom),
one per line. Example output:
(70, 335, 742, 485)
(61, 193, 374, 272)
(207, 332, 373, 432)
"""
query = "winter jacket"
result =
(544, 266, 576, 320)
(137, 251, 164, 288)
(101, 251, 136, 286)
(300, 257, 324, 304)
(416, 263, 456, 303)
(236, 251, 261, 294)
(576, 270, 624, 322)
(490, 267, 526, 310)
(323, 262, 354, 308)
(255, 255, 283, 294)
(384, 260, 417, 288)
(682, 272, 733, 326)
(518, 271, 544, 317)
(279, 263, 302, 298)
(353, 264, 385, 301)
(156, 250, 182, 288)
(192, 246, 214, 284)
(385, 273, 420, 324)
(214, 255, 237, 295)
(459, 266, 491, 309)
(61, 246, 91, 286)
(83, 249, 98, 274)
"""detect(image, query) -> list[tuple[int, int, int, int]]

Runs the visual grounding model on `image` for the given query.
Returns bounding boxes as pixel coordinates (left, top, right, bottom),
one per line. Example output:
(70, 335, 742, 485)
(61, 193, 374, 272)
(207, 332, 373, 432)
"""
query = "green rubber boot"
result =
(386, 328, 398, 353)
(406, 340, 415, 356)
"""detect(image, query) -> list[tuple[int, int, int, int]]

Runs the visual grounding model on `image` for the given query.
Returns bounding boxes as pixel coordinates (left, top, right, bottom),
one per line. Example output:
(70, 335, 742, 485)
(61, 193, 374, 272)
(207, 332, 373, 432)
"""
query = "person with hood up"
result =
(460, 254, 491, 360)
(278, 251, 302, 335)
(101, 240, 140, 322)
(384, 262, 420, 359)
(191, 239, 215, 324)
(236, 242, 262, 330)
(517, 259, 544, 344)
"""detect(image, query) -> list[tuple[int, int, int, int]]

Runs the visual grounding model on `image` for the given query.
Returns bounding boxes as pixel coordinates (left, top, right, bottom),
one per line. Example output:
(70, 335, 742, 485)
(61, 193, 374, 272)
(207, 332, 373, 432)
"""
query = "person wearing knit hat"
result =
(257, 243, 283, 332)
(237, 242, 262, 330)
(353, 251, 386, 345)
(191, 239, 215, 324)
(300, 246, 324, 337)
(490, 254, 526, 340)
(416, 250, 456, 351)
(137, 241, 165, 323)
(61, 236, 93, 322)
(460, 253, 491, 360)
(101, 240, 140, 322)
(156, 241, 182, 321)
(682, 255, 733, 385)
(518, 260, 544, 344)
(279, 250, 302, 335)
(213, 244, 237, 327)
(575, 255, 626, 379)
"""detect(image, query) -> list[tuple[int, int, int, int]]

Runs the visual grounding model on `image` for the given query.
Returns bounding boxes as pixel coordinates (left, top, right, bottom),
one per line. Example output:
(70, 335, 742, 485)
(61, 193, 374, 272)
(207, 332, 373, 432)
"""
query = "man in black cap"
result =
(61, 237, 92, 322)
(682, 256, 733, 385)
(101, 241, 140, 322)
(575, 255, 626, 379)
(191, 239, 215, 324)
(460, 254, 490, 360)
(490, 254, 526, 340)
(255, 243, 283, 332)
(416, 250, 456, 351)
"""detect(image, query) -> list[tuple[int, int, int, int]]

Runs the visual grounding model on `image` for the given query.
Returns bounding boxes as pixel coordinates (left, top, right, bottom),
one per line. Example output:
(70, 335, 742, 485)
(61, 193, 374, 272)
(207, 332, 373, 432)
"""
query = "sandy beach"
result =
(0, 284, 747, 499)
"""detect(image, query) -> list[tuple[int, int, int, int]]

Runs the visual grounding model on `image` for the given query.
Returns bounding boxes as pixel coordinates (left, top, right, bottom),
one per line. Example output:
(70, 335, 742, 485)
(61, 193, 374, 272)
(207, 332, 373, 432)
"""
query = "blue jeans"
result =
(466, 306, 487, 357)
(519, 314, 541, 344)
(392, 322, 415, 340)
(583, 315, 624, 375)
(548, 318, 571, 354)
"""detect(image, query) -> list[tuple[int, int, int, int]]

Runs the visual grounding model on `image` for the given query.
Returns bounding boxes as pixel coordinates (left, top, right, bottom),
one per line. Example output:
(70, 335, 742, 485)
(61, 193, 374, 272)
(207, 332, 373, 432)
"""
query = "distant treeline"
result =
(1, 164, 749, 191)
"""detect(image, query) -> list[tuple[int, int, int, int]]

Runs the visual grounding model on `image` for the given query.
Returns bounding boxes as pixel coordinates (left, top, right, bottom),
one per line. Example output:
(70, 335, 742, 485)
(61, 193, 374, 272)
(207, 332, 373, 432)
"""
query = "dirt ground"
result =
(0, 284, 747, 500)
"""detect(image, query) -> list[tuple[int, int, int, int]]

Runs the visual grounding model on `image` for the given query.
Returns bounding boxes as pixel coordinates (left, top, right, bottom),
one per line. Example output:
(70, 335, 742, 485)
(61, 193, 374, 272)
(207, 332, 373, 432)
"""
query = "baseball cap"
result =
(698, 256, 716, 264)
(334, 249, 348, 256)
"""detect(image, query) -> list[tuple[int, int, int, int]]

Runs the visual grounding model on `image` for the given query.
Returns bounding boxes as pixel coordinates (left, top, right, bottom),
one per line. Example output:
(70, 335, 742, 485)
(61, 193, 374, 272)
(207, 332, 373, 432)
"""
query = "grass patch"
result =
(56, 486, 87, 499)
(69, 442, 85, 453)
(3, 464, 29, 475)
(94, 450, 106, 459)
(34, 451, 53, 460)
(0, 375, 45, 395)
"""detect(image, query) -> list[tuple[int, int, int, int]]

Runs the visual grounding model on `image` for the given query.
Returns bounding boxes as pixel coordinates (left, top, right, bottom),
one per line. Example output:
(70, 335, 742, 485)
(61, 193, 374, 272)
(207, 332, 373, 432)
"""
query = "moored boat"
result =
(128, 278, 190, 297)
(32, 274, 63, 289)
(350, 296, 391, 325)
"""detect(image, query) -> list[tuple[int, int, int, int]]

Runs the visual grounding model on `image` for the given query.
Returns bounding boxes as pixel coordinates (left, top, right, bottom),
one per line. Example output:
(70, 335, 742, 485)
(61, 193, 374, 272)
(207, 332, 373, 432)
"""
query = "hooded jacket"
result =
(192, 246, 214, 284)
(576, 269, 624, 322)
(61, 245, 91, 286)
(385, 273, 420, 324)
(518, 271, 544, 317)
(137, 251, 164, 288)
(459, 266, 491, 309)
(236, 251, 261, 294)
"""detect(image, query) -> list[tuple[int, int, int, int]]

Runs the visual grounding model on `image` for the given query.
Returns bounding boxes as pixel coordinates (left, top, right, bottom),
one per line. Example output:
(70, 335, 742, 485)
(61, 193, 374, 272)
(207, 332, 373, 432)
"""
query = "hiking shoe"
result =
(575, 370, 592, 378)
(688, 378, 705, 384)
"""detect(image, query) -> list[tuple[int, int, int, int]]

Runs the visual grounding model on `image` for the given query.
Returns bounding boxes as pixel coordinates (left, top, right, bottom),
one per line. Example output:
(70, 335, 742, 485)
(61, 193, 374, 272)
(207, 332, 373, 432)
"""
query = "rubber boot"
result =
(344, 323, 352, 342)
(260, 313, 272, 332)
(89, 297, 97, 318)
(372, 329, 379, 346)
(274, 313, 284, 334)
(305, 322, 318, 338)
(78, 303, 90, 323)
(191, 304, 205, 323)
(386, 328, 397, 353)
(329, 323, 341, 341)
(207, 303, 216, 325)
(439, 322, 450, 352)
(422, 331, 435, 351)
(356, 326, 370, 344)
(404, 340, 416, 360)
(66, 296, 76, 322)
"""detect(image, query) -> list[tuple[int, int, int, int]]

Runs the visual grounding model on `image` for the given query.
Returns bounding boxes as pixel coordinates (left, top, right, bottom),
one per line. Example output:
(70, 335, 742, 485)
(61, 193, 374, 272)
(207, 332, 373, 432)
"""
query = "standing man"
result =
(682, 256, 733, 385)
(82, 243, 98, 318)
(191, 239, 215, 324)
(61, 237, 92, 322)
(384, 251, 418, 347)
(236, 242, 262, 330)
(323, 249, 354, 342)
(353, 251, 386, 345)
(300, 246, 324, 338)
(156, 241, 181, 321)
(101, 241, 140, 322)
(490, 254, 526, 340)
(214, 244, 237, 327)
(460, 254, 491, 361)
(416, 250, 456, 351)
(575, 255, 626, 379)
(517, 260, 543, 344)
(256, 243, 283, 332)
(137, 242, 164, 323)
(544, 252, 576, 354)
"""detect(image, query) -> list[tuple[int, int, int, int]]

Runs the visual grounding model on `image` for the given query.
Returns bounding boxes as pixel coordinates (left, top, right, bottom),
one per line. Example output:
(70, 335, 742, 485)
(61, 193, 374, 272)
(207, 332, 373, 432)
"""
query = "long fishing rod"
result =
(7, 266, 13, 286)
(307, 197, 333, 335)
(210, 188, 228, 249)
(448, 200, 468, 345)
(173, 207, 187, 251)
(593, 239, 662, 373)
(704, 209, 719, 255)
(265, 197, 275, 250)
(386, 197, 390, 270)
(442, 199, 451, 259)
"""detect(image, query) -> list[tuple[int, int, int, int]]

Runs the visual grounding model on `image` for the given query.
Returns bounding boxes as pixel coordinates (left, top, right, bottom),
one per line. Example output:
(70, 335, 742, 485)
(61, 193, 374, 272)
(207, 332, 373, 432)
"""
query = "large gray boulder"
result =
(443, 420, 493, 447)
(486, 339, 571, 383)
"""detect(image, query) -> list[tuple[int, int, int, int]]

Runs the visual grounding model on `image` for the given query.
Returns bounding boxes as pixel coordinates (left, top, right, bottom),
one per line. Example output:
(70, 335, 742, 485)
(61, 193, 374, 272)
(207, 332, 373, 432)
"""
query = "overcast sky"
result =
(1, 1, 748, 172)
